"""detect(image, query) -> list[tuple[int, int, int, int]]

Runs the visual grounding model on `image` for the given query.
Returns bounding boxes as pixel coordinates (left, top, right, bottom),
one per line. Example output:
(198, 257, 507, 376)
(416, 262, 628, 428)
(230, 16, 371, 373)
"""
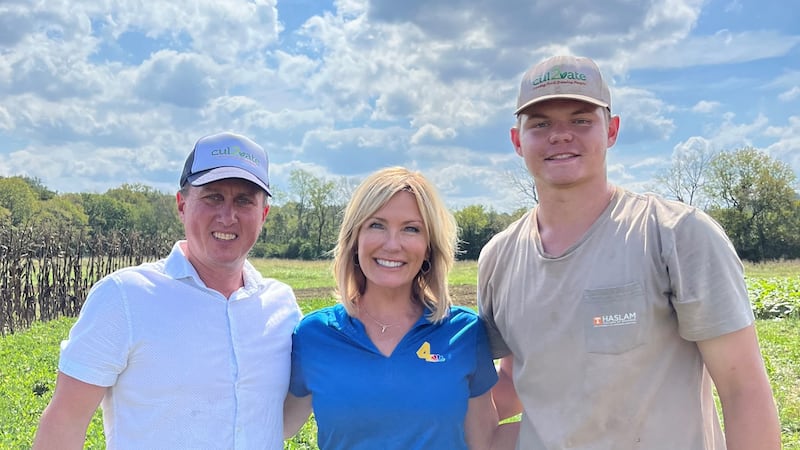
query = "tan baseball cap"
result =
(515, 55, 611, 115)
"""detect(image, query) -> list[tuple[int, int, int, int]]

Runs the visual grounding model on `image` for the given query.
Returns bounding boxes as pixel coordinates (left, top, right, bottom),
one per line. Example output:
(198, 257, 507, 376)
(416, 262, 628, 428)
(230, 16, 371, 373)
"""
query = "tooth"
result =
(377, 259, 402, 268)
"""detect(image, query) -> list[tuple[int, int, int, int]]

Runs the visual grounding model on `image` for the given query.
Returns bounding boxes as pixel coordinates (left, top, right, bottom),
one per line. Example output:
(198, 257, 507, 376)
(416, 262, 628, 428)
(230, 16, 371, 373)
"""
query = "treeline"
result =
(0, 171, 526, 263)
(1, 145, 799, 262)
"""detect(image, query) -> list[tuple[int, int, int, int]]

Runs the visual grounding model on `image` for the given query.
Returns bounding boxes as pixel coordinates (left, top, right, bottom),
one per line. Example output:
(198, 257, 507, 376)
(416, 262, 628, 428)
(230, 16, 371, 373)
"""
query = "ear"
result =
(606, 114, 620, 148)
(176, 191, 186, 221)
(262, 204, 270, 222)
(510, 126, 523, 157)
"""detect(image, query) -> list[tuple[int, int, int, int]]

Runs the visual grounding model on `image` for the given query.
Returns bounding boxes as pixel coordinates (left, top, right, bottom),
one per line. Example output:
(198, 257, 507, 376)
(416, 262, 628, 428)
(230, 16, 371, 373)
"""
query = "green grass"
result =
(745, 259, 800, 278)
(0, 318, 105, 449)
(2, 259, 799, 449)
(252, 258, 334, 290)
(250, 258, 481, 289)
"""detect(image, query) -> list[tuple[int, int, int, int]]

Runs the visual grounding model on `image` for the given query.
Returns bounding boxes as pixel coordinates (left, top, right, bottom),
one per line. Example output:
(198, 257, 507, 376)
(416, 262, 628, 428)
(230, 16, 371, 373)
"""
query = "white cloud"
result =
(707, 112, 769, 150)
(692, 100, 721, 113)
(134, 50, 222, 108)
(410, 124, 457, 145)
(764, 116, 800, 181)
(723, 0, 744, 13)
(613, 87, 676, 143)
(625, 30, 800, 70)
(778, 86, 800, 102)
(1, 0, 798, 212)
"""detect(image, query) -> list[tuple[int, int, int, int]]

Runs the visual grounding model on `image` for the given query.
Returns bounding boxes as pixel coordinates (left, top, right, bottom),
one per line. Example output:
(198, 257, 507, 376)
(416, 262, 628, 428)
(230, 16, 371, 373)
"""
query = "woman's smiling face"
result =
(356, 190, 429, 293)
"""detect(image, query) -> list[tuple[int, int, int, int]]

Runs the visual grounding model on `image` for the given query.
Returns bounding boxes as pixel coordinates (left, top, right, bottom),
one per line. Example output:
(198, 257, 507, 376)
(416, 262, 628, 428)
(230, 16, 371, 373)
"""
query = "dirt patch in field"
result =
(293, 284, 477, 308)
(293, 287, 335, 301)
(448, 284, 478, 308)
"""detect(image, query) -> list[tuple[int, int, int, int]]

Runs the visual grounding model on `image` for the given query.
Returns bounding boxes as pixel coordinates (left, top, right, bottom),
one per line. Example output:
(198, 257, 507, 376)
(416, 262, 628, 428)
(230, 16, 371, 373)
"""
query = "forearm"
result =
(283, 393, 312, 439)
(493, 356, 522, 420)
(32, 409, 91, 450)
(720, 386, 781, 450)
(491, 421, 520, 450)
(32, 372, 105, 450)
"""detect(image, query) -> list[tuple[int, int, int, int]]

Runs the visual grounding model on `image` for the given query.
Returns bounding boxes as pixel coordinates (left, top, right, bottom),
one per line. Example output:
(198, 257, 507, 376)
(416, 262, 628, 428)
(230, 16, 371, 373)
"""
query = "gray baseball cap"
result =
(180, 132, 271, 196)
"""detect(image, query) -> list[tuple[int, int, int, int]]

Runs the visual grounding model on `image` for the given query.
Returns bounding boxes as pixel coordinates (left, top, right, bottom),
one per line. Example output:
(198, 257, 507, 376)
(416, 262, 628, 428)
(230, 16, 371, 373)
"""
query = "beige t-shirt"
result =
(478, 187, 753, 450)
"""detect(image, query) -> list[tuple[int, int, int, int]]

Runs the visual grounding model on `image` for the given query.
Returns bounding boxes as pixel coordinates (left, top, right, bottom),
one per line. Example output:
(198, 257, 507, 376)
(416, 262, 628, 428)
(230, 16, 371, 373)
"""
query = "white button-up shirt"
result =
(60, 241, 301, 449)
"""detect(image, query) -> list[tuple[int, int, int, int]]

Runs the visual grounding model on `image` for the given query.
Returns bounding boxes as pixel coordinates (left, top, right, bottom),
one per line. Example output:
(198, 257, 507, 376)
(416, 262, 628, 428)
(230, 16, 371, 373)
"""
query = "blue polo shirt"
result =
(289, 304, 498, 450)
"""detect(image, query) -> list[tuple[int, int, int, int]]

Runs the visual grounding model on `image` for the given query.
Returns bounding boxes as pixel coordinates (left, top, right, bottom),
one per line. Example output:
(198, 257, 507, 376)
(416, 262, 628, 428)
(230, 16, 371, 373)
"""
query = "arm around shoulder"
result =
(32, 371, 106, 450)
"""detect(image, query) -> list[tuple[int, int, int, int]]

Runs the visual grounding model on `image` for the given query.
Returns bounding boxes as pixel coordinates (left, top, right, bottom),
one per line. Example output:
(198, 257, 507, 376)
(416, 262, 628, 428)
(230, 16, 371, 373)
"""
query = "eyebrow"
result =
(526, 106, 597, 119)
(366, 216, 424, 226)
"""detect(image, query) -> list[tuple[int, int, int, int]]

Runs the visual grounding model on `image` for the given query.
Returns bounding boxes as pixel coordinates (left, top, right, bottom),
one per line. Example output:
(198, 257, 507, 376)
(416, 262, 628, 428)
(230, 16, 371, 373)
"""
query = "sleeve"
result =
(288, 324, 310, 397)
(661, 207, 755, 341)
(58, 274, 131, 387)
(477, 239, 512, 359)
(468, 316, 499, 398)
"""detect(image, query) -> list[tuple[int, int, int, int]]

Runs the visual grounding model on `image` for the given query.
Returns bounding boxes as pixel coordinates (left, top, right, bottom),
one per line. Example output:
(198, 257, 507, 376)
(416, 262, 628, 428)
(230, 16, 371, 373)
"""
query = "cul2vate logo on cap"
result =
(530, 66, 589, 87)
(210, 145, 261, 166)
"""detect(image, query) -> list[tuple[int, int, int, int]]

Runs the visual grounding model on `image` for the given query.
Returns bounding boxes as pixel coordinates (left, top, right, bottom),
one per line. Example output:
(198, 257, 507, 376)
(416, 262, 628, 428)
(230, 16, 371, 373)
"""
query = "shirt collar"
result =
(163, 240, 263, 297)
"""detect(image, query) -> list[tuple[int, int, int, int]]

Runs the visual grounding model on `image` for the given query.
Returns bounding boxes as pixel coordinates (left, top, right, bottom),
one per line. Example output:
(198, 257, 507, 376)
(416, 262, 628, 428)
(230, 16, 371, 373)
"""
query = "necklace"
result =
(361, 308, 397, 333)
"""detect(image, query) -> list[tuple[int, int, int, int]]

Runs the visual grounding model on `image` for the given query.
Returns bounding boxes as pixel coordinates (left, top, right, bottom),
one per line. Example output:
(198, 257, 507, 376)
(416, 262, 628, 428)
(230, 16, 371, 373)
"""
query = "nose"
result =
(382, 231, 402, 250)
(548, 121, 573, 144)
(217, 202, 237, 226)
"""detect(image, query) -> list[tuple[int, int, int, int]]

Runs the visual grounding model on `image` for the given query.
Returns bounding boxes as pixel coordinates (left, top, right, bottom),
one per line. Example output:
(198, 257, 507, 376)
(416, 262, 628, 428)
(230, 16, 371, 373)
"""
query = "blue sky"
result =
(1, 0, 798, 212)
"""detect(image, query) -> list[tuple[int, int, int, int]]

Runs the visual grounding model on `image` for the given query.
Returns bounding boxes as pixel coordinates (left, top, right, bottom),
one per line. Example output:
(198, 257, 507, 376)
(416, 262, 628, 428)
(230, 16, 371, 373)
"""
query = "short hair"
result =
(332, 167, 458, 323)
(178, 181, 269, 207)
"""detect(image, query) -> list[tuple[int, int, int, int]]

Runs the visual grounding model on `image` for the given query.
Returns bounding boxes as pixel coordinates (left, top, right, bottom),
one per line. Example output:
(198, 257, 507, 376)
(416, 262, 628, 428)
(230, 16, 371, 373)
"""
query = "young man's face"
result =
(177, 178, 268, 275)
(511, 98, 619, 191)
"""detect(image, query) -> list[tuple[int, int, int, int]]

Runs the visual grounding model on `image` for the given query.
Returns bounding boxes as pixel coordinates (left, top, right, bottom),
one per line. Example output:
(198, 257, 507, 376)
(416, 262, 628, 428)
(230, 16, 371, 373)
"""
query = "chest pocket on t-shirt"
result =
(581, 283, 646, 354)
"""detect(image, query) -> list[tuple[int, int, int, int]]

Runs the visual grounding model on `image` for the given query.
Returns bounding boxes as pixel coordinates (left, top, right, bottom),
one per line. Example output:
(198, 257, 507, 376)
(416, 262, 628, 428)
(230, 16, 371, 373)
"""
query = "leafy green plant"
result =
(749, 277, 800, 319)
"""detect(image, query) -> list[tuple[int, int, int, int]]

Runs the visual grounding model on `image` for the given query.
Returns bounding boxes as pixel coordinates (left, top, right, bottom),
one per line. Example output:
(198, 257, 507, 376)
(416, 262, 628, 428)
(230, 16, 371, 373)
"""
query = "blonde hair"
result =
(332, 167, 458, 323)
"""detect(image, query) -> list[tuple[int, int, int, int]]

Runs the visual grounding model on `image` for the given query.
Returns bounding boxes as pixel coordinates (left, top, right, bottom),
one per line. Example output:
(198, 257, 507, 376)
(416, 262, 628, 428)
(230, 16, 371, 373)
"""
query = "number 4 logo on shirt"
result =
(416, 341, 446, 362)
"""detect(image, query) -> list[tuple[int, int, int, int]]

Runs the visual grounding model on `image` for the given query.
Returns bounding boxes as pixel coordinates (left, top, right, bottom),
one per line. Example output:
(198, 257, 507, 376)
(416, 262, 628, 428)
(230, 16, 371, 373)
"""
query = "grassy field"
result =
(0, 259, 798, 449)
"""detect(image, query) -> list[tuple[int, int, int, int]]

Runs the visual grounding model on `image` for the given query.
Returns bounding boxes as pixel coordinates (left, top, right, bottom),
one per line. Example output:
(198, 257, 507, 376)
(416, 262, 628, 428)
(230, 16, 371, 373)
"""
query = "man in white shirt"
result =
(33, 132, 301, 449)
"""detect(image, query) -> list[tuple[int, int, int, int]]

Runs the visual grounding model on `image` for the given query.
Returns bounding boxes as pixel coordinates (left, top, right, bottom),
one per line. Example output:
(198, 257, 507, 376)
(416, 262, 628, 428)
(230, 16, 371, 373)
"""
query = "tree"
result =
(704, 146, 799, 261)
(105, 184, 182, 238)
(34, 196, 89, 228)
(81, 193, 135, 235)
(0, 177, 40, 225)
(454, 205, 492, 260)
(654, 138, 716, 206)
(277, 170, 341, 259)
(454, 206, 527, 260)
(19, 176, 57, 201)
(288, 170, 314, 240)
(506, 162, 538, 208)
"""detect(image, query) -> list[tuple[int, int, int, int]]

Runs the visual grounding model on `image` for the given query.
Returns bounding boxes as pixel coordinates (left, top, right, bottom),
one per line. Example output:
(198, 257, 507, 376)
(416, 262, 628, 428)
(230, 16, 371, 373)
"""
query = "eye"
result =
(531, 120, 549, 129)
(404, 225, 421, 233)
(573, 118, 592, 125)
(367, 221, 384, 230)
(235, 196, 256, 206)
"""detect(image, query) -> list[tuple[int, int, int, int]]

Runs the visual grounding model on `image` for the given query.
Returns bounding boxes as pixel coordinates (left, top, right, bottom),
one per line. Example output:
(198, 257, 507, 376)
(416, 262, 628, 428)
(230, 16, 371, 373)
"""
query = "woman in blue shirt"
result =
(284, 167, 517, 449)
